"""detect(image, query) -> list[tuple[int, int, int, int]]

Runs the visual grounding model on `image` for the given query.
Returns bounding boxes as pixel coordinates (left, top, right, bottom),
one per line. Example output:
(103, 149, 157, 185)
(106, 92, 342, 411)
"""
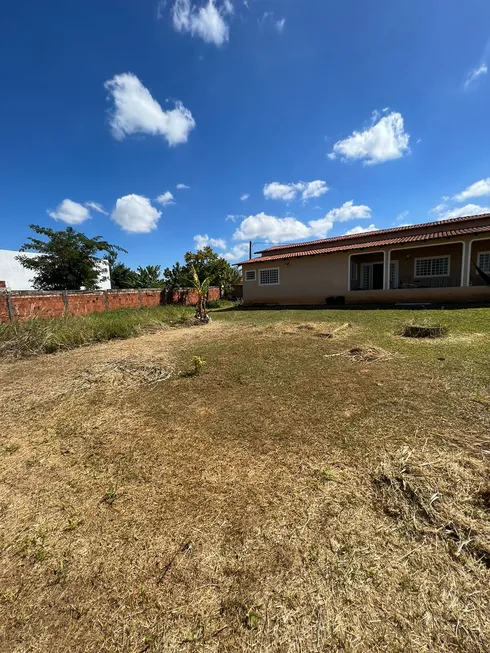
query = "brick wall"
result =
(0, 287, 220, 324)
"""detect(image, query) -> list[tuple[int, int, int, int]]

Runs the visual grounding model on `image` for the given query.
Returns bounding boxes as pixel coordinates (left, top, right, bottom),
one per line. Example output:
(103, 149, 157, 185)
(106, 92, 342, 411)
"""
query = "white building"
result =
(0, 249, 111, 290)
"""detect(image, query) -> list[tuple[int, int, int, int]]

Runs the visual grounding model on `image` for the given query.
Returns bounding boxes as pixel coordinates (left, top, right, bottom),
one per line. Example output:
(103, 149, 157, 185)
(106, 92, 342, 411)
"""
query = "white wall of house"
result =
(0, 249, 111, 290)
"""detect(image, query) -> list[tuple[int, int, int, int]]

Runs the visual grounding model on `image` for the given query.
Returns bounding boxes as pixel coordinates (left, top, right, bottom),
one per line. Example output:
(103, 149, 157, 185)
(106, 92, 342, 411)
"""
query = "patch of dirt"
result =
(325, 345, 393, 363)
(75, 358, 176, 389)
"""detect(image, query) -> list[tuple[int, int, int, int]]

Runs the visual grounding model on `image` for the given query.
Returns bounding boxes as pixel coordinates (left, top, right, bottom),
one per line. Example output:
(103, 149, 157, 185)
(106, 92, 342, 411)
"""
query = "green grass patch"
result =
(0, 305, 193, 359)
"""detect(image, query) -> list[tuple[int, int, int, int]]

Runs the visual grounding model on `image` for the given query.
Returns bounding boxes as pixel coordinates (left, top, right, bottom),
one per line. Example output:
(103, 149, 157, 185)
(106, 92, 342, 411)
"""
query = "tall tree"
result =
(183, 246, 241, 295)
(17, 225, 125, 290)
(163, 262, 188, 290)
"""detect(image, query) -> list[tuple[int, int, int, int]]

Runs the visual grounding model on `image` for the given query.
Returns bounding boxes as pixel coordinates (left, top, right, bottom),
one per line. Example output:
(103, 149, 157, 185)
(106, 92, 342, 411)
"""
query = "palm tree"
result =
(188, 265, 212, 323)
(135, 265, 163, 288)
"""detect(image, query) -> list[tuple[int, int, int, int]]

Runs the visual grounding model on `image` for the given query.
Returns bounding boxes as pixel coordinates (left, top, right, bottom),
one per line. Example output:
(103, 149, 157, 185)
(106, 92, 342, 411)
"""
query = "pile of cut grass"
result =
(0, 305, 193, 358)
(398, 318, 447, 338)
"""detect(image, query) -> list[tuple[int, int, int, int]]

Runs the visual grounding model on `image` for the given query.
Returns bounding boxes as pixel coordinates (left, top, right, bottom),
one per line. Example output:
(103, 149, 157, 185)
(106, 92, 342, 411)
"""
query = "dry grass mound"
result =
(372, 447, 490, 569)
(399, 319, 447, 338)
(325, 345, 393, 363)
(76, 358, 176, 389)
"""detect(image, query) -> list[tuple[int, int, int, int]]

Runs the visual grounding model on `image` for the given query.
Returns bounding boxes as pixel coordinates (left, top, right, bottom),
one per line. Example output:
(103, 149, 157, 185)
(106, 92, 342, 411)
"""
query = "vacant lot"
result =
(1, 308, 490, 652)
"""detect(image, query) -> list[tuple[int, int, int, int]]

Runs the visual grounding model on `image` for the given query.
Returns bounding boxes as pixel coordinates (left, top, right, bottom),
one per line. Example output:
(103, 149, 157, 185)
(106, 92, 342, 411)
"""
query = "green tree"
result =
(183, 246, 241, 296)
(17, 225, 125, 291)
(163, 262, 188, 290)
(134, 265, 164, 288)
(110, 262, 138, 289)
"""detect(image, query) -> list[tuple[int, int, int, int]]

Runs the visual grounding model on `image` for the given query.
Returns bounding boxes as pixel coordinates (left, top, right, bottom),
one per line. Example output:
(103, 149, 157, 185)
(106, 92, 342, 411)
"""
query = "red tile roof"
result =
(256, 212, 490, 254)
(237, 223, 490, 265)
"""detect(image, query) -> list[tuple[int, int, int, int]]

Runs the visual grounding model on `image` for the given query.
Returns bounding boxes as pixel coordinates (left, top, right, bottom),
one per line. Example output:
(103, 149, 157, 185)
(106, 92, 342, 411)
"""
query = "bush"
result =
(0, 306, 193, 359)
(398, 320, 447, 339)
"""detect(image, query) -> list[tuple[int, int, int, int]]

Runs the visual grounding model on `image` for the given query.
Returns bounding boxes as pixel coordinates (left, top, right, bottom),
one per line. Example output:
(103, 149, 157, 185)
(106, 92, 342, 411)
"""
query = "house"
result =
(0, 249, 112, 291)
(238, 213, 490, 306)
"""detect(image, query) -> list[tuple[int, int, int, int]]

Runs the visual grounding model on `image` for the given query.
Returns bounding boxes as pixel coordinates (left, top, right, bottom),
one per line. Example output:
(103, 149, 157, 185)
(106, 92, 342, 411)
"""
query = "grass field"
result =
(1, 307, 490, 652)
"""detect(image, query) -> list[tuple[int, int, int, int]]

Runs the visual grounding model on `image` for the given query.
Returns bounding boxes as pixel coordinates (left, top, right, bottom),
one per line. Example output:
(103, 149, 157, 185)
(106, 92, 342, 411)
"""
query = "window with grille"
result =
(414, 256, 450, 278)
(259, 268, 280, 285)
(478, 252, 490, 273)
(245, 269, 256, 281)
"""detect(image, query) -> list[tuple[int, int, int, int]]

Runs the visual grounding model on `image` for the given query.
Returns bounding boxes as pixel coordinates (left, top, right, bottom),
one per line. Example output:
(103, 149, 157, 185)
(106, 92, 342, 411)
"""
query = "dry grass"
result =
(1, 309, 490, 652)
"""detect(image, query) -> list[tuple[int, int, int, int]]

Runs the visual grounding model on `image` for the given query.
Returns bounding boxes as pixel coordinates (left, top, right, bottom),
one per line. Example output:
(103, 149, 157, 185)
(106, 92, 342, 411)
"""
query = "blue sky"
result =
(1, 0, 490, 268)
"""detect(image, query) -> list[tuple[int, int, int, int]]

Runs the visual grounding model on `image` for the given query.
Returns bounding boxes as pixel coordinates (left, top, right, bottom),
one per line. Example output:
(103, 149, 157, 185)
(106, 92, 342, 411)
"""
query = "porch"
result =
(346, 238, 490, 303)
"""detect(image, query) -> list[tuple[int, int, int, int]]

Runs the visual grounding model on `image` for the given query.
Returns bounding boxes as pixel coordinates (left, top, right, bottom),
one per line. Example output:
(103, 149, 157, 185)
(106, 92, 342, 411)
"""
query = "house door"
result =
(372, 263, 384, 290)
(361, 262, 384, 290)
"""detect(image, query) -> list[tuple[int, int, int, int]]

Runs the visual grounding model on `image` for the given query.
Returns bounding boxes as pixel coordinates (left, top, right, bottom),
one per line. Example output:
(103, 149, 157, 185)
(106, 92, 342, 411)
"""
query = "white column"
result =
(460, 242, 467, 287)
(347, 254, 352, 292)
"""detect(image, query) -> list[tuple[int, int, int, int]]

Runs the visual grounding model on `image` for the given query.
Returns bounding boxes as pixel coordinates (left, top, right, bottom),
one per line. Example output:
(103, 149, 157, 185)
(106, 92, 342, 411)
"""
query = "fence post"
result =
(61, 291, 69, 317)
(103, 290, 109, 312)
(138, 289, 142, 309)
(5, 291, 14, 323)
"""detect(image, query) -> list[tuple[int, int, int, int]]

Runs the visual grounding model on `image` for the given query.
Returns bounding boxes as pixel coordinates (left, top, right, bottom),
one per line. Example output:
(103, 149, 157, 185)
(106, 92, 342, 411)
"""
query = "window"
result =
(245, 269, 256, 281)
(414, 256, 450, 278)
(350, 261, 358, 282)
(478, 252, 490, 273)
(259, 268, 280, 285)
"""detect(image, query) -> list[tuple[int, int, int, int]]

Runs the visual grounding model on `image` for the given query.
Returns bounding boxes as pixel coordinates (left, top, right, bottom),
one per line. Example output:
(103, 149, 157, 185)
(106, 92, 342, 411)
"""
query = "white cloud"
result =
(275, 18, 286, 32)
(240, 193, 250, 201)
(105, 73, 195, 146)
(224, 243, 249, 262)
(233, 200, 373, 243)
(177, 183, 190, 189)
(300, 180, 329, 200)
(453, 178, 490, 202)
(48, 199, 91, 225)
(329, 111, 410, 165)
(323, 200, 371, 223)
(343, 224, 378, 236)
(263, 182, 298, 201)
(156, 191, 175, 206)
(430, 203, 490, 221)
(172, 0, 230, 46)
(464, 63, 488, 89)
(233, 213, 311, 243)
(193, 234, 227, 250)
(85, 201, 108, 215)
(263, 180, 329, 202)
(111, 194, 162, 233)
(226, 214, 245, 222)
(308, 201, 371, 238)
(396, 210, 409, 222)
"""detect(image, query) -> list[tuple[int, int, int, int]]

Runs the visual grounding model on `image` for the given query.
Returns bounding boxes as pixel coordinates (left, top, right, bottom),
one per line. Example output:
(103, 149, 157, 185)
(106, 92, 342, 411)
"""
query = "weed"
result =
(101, 484, 118, 506)
(192, 355, 206, 375)
(314, 467, 337, 482)
(245, 609, 261, 630)
(4, 443, 20, 454)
